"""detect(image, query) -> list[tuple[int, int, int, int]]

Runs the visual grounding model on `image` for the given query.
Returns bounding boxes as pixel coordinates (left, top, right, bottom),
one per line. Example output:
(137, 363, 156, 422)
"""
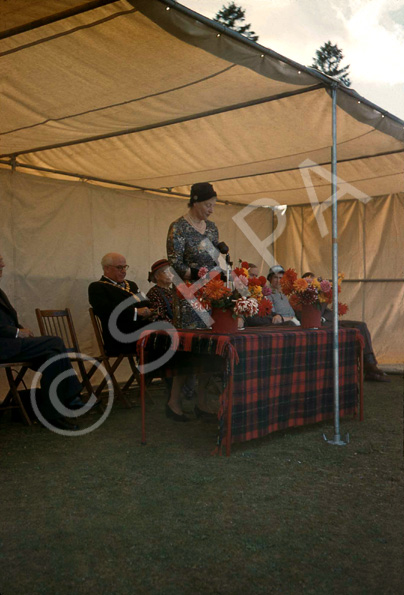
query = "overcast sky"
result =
(181, 0, 404, 120)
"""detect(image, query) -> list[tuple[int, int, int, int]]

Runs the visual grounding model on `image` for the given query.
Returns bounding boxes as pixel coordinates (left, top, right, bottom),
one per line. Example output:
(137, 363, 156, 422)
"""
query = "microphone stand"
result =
(225, 253, 233, 289)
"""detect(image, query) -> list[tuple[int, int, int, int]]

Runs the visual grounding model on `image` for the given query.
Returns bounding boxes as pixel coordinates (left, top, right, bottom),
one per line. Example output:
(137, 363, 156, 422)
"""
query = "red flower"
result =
(258, 299, 273, 316)
(258, 276, 267, 287)
(241, 261, 249, 269)
(176, 282, 192, 300)
(338, 302, 349, 316)
(233, 267, 245, 277)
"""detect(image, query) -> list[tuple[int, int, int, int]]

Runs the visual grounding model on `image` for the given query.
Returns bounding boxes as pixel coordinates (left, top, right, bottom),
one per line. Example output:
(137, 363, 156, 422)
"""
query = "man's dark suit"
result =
(0, 287, 82, 422)
(88, 276, 151, 355)
(321, 306, 376, 365)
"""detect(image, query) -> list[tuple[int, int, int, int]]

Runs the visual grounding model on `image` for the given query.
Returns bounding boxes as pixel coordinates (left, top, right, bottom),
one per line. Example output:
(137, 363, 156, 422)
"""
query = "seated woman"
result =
(267, 265, 300, 325)
(146, 258, 199, 406)
(146, 259, 174, 322)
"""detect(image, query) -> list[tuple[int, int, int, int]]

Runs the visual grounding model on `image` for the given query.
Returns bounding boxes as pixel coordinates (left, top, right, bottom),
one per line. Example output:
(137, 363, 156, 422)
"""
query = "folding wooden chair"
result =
(89, 307, 141, 408)
(0, 362, 32, 425)
(35, 308, 95, 398)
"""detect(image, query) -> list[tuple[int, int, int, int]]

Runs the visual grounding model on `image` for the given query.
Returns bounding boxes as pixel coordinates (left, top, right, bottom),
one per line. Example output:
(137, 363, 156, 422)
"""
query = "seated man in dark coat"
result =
(0, 254, 82, 430)
(88, 252, 153, 355)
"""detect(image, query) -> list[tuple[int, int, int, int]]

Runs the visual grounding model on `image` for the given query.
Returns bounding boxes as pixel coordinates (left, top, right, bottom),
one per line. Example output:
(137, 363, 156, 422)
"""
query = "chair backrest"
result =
(35, 308, 79, 352)
(89, 307, 107, 358)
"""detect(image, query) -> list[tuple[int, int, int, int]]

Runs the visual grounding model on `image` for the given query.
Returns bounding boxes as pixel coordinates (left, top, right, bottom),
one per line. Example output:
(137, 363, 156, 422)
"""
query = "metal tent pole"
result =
(325, 84, 347, 446)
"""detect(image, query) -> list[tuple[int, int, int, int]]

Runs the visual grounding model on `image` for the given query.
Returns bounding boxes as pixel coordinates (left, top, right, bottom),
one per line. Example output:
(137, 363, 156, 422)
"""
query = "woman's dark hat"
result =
(190, 182, 217, 204)
(148, 259, 170, 283)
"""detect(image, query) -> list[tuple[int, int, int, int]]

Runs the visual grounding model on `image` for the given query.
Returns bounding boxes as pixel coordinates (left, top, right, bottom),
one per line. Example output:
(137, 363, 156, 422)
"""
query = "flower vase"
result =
(211, 307, 238, 334)
(300, 304, 322, 329)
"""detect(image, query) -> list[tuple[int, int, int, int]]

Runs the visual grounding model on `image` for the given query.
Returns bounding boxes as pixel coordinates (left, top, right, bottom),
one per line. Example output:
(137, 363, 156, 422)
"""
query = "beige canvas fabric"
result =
(1, 0, 402, 202)
(274, 194, 404, 364)
(0, 169, 270, 362)
(0, 169, 402, 367)
(0, 0, 403, 370)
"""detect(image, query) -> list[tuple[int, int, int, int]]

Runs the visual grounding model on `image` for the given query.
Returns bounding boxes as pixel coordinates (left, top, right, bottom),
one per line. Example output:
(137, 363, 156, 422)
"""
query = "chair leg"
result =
(76, 359, 96, 398)
(127, 355, 155, 400)
(93, 358, 120, 398)
(122, 373, 136, 392)
(94, 356, 133, 409)
(5, 367, 32, 426)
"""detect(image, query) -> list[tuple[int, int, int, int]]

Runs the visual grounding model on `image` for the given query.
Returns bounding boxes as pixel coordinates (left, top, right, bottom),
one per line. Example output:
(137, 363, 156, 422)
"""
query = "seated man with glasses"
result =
(88, 252, 153, 355)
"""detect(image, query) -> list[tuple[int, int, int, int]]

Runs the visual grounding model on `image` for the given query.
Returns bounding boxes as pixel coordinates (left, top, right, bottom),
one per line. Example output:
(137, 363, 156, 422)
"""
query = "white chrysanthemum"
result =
(234, 297, 259, 316)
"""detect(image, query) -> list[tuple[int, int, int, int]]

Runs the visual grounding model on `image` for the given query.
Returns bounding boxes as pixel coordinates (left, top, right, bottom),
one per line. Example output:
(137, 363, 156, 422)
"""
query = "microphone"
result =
(215, 241, 229, 255)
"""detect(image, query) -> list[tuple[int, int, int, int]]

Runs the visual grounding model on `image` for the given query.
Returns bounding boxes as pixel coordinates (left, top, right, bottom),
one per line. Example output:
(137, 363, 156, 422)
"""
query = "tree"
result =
(214, 2, 259, 42)
(311, 41, 351, 87)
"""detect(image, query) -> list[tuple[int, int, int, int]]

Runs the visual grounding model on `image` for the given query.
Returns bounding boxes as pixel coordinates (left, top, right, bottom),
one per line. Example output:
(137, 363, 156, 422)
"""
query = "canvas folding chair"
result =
(35, 308, 95, 398)
(88, 307, 141, 408)
(0, 362, 32, 425)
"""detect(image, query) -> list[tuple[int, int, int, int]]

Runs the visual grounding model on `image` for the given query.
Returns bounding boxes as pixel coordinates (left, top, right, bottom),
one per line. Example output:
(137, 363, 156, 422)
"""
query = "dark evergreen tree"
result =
(311, 41, 351, 86)
(214, 2, 259, 42)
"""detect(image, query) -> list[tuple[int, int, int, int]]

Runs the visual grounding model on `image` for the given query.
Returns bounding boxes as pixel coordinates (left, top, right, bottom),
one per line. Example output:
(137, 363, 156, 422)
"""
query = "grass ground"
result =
(0, 375, 403, 594)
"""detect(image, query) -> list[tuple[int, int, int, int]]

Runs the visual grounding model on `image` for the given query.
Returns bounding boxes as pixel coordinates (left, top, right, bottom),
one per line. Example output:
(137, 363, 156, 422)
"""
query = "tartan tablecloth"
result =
(139, 327, 362, 450)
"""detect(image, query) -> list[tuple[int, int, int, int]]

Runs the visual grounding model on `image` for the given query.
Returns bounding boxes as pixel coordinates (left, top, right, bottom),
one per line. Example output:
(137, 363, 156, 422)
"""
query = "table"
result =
(138, 327, 364, 456)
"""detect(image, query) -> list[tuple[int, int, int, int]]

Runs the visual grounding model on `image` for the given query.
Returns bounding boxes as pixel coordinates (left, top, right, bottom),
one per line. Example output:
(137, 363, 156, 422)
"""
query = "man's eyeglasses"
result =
(110, 265, 129, 271)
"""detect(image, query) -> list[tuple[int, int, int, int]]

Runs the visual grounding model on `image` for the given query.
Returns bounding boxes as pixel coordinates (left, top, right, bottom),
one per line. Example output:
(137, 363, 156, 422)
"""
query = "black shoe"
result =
(165, 404, 190, 422)
(49, 417, 79, 431)
(66, 396, 87, 410)
(194, 405, 217, 420)
(364, 372, 390, 383)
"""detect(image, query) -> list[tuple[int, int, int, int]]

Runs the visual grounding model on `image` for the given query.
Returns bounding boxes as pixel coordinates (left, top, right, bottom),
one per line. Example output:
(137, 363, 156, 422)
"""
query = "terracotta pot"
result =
(211, 308, 238, 333)
(300, 304, 322, 329)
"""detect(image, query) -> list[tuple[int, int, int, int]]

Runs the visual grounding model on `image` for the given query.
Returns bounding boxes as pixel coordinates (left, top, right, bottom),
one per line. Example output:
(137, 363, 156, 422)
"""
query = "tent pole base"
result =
(323, 432, 349, 446)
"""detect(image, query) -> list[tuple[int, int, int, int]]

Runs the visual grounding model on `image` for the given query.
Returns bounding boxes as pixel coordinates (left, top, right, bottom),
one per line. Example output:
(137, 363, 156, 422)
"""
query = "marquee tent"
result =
(0, 0, 403, 366)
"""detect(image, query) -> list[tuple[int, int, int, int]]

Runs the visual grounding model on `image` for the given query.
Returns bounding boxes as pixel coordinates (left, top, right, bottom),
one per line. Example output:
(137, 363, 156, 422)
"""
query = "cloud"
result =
(183, 1, 404, 80)
(182, 0, 404, 117)
(339, 0, 404, 84)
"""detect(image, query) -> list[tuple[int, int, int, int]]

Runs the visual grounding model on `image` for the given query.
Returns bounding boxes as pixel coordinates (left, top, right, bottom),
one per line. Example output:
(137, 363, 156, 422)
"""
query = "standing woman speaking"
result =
(167, 182, 223, 330)
(165, 182, 225, 421)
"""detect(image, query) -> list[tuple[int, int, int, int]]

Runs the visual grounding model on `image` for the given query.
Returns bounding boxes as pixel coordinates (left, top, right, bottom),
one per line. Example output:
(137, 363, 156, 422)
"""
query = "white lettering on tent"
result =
(299, 159, 371, 238)
(232, 198, 287, 268)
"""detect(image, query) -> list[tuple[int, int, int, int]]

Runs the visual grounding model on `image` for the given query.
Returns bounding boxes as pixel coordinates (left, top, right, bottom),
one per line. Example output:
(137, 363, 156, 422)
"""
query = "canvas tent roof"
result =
(0, 0, 403, 370)
(1, 0, 403, 205)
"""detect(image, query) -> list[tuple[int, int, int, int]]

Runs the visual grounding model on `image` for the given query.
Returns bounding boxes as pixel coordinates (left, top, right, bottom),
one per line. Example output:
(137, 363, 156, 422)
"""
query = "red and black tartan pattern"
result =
(139, 327, 360, 446)
(225, 328, 359, 444)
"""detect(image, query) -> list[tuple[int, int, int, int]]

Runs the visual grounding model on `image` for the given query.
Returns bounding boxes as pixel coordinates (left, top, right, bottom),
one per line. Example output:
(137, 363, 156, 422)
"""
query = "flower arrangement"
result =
(177, 261, 273, 318)
(280, 268, 348, 316)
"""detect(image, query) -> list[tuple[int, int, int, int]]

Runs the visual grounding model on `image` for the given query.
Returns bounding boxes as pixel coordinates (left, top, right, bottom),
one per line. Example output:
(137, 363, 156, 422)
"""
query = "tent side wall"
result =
(1, 168, 403, 397)
(0, 169, 271, 386)
(274, 194, 404, 365)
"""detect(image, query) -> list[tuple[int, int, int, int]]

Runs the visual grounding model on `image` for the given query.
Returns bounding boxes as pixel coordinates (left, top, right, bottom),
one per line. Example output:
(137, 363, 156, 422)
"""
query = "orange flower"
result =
(289, 293, 302, 311)
(293, 278, 308, 293)
(280, 268, 297, 295)
(249, 285, 263, 300)
(203, 278, 231, 301)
